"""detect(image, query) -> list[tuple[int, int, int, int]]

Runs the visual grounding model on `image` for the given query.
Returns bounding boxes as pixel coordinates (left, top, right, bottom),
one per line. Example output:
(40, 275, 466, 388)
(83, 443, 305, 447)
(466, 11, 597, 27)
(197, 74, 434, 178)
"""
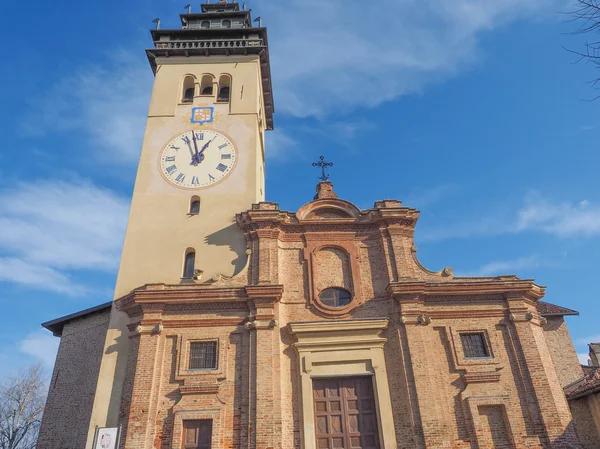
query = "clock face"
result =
(158, 130, 238, 189)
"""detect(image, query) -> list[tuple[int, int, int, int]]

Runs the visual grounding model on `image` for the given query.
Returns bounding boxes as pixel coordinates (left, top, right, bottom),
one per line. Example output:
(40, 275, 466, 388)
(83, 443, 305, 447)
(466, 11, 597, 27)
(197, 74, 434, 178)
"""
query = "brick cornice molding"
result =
(386, 279, 546, 301)
(463, 371, 502, 385)
(115, 284, 248, 315)
(179, 383, 220, 396)
(237, 202, 420, 235)
(245, 284, 284, 302)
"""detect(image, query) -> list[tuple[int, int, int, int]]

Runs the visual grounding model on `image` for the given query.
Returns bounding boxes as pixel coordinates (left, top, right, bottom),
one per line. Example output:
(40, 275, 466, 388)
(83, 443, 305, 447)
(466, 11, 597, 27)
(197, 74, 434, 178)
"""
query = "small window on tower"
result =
(189, 197, 200, 215)
(182, 75, 196, 103)
(200, 75, 214, 96)
(183, 250, 195, 279)
(189, 341, 218, 370)
(183, 88, 194, 102)
(201, 20, 210, 29)
(217, 75, 231, 102)
(222, 19, 231, 29)
(460, 333, 490, 358)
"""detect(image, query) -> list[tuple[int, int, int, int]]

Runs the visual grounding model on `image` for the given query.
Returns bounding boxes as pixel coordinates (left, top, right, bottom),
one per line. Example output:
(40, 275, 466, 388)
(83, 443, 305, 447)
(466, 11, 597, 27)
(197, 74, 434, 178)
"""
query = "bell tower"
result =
(114, 0, 273, 297)
(85, 2, 274, 445)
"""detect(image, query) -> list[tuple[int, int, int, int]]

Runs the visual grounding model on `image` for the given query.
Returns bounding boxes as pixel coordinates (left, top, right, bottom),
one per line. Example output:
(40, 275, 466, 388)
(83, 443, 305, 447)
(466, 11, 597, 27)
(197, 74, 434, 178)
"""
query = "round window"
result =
(318, 287, 352, 308)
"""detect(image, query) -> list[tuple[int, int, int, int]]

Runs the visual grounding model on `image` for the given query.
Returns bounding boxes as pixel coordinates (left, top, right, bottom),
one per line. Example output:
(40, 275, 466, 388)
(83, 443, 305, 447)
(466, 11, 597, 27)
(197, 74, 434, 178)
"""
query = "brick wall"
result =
(478, 405, 513, 449)
(570, 394, 600, 449)
(107, 195, 587, 449)
(543, 316, 584, 387)
(37, 308, 110, 449)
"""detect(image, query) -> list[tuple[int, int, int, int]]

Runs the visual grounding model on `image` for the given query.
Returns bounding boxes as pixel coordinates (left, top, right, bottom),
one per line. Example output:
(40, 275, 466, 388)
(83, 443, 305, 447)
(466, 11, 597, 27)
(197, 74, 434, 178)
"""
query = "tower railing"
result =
(155, 38, 264, 50)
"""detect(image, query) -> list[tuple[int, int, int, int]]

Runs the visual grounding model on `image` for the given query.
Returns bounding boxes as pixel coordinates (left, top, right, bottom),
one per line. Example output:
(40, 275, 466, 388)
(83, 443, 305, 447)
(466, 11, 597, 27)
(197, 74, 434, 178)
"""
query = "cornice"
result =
(289, 318, 389, 335)
(116, 284, 248, 313)
(245, 284, 284, 301)
(237, 206, 420, 235)
(386, 279, 546, 301)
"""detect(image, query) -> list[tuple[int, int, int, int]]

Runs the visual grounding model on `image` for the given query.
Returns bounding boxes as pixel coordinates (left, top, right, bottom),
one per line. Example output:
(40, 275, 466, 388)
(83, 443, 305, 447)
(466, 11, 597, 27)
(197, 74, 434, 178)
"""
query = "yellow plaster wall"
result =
(85, 55, 267, 449)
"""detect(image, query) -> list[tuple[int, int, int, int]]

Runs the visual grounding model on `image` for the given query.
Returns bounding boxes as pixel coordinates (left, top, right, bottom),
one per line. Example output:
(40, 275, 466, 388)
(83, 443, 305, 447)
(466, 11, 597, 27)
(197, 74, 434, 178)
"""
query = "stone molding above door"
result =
(289, 319, 397, 449)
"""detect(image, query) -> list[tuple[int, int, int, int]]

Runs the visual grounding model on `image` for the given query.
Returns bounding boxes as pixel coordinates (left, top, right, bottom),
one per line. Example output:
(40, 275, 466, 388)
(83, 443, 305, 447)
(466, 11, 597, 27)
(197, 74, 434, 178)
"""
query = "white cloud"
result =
(265, 128, 299, 158)
(24, 50, 152, 164)
(516, 193, 600, 237)
(420, 192, 600, 242)
(0, 258, 85, 296)
(0, 179, 129, 295)
(255, 0, 558, 117)
(458, 255, 540, 277)
(19, 331, 60, 369)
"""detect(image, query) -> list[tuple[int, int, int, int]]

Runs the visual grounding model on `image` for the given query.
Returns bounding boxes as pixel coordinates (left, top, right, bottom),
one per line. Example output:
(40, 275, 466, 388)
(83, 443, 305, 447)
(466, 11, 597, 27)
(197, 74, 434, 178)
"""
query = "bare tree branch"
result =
(0, 365, 47, 449)
(565, 0, 600, 97)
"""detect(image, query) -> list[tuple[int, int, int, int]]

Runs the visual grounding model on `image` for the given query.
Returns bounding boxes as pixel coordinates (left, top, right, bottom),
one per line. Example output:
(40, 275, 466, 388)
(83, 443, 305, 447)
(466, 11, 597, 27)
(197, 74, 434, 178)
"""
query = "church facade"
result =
(38, 2, 588, 449)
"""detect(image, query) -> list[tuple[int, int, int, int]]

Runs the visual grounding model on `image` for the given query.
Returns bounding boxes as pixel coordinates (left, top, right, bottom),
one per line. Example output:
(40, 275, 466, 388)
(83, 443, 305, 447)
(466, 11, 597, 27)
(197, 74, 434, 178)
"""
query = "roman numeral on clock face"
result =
(165, 156, 176, 162)
(166, 165, 177, 174)
(208, 174, 216, 182)
(176, 173, 185, 183)
(218, 143, 228, 149)
(182, 136, 191, 145)
(191, 176, 200, 185)
(216, 163, 228, 172)
(221, 154, 231, 159)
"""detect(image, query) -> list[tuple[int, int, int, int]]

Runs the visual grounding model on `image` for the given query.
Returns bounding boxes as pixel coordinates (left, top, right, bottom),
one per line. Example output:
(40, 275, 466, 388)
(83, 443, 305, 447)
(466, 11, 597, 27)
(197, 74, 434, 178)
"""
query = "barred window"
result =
(460, 333, 490, 358)
(189, 341, 217, 370)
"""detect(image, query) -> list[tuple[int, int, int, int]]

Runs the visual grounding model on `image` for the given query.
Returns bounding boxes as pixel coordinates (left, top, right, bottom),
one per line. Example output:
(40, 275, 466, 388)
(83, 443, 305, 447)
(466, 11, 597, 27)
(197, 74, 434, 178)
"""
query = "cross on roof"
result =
(312, 156, 333, 182)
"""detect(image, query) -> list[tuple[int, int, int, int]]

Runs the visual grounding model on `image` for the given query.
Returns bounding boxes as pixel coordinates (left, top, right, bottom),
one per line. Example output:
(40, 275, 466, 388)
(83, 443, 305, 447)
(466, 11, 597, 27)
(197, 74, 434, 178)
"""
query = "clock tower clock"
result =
(86, 2, 274, 445)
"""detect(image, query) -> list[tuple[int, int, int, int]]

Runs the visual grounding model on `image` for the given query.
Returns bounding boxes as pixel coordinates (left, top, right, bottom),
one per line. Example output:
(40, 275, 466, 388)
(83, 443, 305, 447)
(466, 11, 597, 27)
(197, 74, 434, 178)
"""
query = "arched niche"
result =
(304, 243, 363, 317)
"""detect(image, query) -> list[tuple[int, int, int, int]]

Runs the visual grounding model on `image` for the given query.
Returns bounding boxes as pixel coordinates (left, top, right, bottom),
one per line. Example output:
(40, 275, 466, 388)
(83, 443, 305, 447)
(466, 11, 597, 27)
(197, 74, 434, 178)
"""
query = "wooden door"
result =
(182, 420, 212, 449)
(313, 377, 380, 449)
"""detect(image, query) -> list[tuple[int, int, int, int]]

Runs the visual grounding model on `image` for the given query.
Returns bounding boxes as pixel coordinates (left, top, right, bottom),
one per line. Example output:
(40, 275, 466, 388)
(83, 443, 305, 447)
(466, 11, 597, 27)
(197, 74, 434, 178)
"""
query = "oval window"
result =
(319, 287, 352, 308)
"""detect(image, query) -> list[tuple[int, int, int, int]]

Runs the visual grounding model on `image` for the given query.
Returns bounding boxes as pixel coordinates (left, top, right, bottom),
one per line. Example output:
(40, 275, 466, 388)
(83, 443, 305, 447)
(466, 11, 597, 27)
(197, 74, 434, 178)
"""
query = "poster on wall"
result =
(93, 427, 120, 449)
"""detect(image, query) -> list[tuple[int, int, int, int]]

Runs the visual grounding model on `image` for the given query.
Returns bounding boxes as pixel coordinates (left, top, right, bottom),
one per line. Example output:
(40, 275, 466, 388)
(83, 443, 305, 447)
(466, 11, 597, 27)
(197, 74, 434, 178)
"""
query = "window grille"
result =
(189, 341, 217, 370)
(460, 333, 490, 358)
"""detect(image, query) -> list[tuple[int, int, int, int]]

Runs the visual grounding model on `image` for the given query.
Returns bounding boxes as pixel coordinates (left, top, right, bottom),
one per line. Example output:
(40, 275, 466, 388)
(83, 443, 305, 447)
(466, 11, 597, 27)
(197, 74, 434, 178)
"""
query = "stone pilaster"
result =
(246, 285, 283, 449)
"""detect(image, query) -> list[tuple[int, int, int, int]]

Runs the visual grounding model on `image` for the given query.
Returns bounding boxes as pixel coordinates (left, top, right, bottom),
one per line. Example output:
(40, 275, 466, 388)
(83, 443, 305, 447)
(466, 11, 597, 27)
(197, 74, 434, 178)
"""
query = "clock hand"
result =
(197, 138, 216, 162)
(191, 132, 200, 166)
(182, 135, 195, 163)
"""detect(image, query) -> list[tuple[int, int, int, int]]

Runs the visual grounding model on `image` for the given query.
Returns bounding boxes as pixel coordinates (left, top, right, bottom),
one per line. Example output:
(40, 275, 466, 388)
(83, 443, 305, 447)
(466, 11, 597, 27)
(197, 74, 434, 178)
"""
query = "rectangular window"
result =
(183, 420, 212, 449)
(460, 333, 490, 358)
(189, 341, 217, 370)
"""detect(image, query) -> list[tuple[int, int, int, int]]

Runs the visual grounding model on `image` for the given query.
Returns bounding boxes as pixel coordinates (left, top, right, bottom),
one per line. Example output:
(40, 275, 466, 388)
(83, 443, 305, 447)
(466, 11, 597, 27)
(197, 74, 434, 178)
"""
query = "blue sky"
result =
(1, 0, 599, 377)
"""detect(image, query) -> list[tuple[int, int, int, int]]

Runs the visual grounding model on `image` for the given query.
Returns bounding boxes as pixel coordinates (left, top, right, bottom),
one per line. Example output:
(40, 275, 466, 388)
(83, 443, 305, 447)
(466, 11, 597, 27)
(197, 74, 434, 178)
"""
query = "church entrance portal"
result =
(313, 377, 380, 449)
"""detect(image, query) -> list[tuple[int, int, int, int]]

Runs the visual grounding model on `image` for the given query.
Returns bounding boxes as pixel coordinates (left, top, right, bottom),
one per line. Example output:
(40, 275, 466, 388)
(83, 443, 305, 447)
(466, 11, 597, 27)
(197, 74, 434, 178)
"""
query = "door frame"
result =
(289, 319, 397, 449)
